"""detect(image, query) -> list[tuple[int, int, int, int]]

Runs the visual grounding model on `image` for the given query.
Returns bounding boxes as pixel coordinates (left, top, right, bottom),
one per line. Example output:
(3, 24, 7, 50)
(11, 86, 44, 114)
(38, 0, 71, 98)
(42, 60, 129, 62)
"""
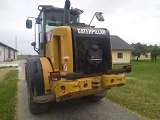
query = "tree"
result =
(131, 43, 148, 60)
(150, 45, 160, 62)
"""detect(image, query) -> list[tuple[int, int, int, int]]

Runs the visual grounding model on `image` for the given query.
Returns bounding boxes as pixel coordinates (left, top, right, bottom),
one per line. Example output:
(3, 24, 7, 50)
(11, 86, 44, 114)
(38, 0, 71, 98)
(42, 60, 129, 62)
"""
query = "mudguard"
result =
(39, 57, 54, 94)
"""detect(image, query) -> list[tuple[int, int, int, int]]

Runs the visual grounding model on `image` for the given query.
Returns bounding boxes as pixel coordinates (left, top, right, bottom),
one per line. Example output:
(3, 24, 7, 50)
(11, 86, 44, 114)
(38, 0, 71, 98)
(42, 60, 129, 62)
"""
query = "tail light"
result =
(50, 71, 61, 81)
(123, 65, 132, 73)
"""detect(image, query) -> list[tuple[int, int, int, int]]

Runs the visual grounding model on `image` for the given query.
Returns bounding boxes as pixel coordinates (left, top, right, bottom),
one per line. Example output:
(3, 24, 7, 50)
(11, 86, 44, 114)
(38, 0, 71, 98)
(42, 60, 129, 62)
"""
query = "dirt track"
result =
(16, 60, 143, 120)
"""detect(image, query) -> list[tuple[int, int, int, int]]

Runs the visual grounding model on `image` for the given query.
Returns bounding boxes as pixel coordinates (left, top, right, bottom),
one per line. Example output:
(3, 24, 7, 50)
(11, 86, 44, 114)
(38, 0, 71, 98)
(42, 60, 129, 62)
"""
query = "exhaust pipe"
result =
(64, 0, 70, 25)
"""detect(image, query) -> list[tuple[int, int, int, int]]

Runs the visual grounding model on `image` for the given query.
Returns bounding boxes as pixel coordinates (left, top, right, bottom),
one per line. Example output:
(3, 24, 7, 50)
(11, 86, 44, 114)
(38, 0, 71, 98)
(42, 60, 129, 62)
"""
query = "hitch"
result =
(107, 65, 132, 74)
(123, 65, 132, 73)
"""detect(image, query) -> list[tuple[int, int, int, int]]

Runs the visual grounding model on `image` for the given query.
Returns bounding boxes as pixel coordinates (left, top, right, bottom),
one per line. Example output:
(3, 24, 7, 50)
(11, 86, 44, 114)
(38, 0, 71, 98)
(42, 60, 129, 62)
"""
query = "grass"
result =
(0, 69, 10, 81)
(0, 66, 17, 69)
(106, 60, 160, 120)
(0, 69, 18, 120)
(17, 55, 28, 60)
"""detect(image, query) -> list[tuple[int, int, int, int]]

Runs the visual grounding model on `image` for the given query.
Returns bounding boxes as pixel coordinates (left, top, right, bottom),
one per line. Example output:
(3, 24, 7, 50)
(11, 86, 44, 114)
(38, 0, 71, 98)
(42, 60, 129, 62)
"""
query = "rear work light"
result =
(50, 71, 61, 81)
(123, 65, 132, 73)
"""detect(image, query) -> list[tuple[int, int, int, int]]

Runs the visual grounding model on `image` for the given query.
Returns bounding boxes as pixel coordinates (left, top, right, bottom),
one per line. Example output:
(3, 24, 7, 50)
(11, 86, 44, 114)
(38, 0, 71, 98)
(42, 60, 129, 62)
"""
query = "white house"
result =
(0, 42, 18, 62)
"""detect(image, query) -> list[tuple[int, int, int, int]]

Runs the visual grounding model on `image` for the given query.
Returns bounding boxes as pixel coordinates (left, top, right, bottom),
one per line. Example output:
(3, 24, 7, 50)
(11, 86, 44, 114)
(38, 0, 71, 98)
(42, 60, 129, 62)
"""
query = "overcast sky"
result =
(0, 0, 160, 55)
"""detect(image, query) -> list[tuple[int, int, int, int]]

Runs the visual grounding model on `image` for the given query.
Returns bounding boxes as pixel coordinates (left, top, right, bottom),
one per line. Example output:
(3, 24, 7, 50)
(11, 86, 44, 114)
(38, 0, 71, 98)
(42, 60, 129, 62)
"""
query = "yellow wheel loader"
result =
(25, 0, 131, 114)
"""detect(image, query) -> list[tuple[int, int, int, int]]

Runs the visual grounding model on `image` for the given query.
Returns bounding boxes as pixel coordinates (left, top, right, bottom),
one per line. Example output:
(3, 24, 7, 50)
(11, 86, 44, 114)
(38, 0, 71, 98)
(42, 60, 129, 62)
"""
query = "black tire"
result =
(26, 65, 50, 114)
(27, 79, 50, 114)
(26, 57, 50, 114)
(84, 92, 106, 102)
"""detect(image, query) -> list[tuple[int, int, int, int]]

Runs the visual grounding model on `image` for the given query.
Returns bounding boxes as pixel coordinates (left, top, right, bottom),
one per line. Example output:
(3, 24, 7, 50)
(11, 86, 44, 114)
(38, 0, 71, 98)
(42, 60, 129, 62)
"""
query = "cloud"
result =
(0, 0, 160, 55)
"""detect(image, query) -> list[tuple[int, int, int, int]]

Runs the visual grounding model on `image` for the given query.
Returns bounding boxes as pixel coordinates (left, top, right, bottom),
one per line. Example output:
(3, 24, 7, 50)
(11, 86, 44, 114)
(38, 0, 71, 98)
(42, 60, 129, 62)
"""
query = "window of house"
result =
(117, 53, 123, 58)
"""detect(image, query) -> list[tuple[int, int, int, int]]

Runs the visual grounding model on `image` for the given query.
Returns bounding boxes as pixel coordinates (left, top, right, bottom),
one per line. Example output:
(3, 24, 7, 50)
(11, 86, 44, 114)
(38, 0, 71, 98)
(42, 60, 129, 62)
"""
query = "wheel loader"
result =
(25, 0, 131, 114)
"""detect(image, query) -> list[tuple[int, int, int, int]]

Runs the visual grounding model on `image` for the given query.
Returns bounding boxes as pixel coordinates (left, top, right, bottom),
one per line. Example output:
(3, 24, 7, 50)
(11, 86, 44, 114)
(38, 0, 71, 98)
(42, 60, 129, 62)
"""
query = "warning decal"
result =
(63, 64, 68, 72)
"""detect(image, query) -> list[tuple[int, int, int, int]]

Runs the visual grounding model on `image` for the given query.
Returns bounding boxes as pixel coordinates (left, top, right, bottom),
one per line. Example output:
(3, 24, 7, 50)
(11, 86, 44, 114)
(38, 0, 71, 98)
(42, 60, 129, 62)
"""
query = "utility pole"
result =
(15, 36, 17, 50)
(15, 36, 18, 59)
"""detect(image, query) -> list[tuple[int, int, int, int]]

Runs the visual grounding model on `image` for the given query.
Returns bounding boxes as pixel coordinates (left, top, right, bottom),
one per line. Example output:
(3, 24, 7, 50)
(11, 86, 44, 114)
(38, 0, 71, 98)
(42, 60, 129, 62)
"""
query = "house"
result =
(0, 42, 18, 62)
(110, 35, 134, 64)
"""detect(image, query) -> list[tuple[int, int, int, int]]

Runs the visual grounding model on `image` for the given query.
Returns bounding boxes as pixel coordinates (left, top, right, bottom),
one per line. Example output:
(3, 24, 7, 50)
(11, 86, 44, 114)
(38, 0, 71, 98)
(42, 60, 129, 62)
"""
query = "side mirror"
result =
(95, 12, 104, 21)
(26, 20, 32, 29)
(89, 12, 105, 26)
(31, 42, 39, 54)
(31, 42, 36, 47)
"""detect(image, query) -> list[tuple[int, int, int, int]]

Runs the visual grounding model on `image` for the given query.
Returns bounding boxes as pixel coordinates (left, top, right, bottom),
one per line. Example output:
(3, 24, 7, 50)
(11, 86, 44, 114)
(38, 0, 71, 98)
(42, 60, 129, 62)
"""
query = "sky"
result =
(0, 0, 160, 55)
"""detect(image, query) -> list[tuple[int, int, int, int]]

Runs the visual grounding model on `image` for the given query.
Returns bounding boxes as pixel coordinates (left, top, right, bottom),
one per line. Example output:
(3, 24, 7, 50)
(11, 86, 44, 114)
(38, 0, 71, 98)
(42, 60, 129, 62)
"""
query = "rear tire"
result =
(84, 92, 106, 102)
(26, 57, 50, 114)
(26, 67, 50, 114)
(27, 81, 50, 114)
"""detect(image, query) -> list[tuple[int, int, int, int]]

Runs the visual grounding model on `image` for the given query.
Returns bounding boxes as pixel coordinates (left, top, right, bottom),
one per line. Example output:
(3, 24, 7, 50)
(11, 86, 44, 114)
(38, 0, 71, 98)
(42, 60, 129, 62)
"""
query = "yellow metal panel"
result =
(40, 57, 53, 94)
(46, 36, 59, 71)
(46, 41, 54, 57)
(78, 78, 92, 91)
(53, 36, 60, 70)
(101, 74, 125, 88)
(50, 26, 73, 73)
(52, 78, 92, 101)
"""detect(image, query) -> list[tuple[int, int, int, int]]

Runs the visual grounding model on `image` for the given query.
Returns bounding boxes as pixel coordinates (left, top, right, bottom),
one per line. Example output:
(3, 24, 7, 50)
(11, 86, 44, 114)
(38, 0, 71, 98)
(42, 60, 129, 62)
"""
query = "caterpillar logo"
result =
(77, 28, 106, 35)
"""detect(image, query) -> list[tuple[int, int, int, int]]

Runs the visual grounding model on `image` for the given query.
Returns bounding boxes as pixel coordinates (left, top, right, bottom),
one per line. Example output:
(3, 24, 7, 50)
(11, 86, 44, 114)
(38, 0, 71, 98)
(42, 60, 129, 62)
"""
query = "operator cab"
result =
(26, 2, 104, 56)
(37, 5, 83, 32)
(26, 5, 83, 55)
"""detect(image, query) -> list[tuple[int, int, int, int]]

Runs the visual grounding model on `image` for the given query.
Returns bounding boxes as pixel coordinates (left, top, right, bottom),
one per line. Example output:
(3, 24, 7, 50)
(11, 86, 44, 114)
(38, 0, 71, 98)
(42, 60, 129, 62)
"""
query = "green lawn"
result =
(107, 60, 160, 120)
(0, 69, 18, 120)
(17, 55, 28, 60)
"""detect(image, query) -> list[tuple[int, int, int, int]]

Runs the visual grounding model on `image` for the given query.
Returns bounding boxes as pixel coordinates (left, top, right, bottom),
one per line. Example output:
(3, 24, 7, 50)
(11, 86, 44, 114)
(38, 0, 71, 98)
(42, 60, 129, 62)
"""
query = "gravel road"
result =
(16, 60, 143, 120)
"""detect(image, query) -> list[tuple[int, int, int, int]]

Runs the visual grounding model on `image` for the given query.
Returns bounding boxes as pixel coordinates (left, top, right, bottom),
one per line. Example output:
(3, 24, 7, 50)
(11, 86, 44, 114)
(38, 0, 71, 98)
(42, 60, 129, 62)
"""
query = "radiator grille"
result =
(72, 28, 112, 76)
